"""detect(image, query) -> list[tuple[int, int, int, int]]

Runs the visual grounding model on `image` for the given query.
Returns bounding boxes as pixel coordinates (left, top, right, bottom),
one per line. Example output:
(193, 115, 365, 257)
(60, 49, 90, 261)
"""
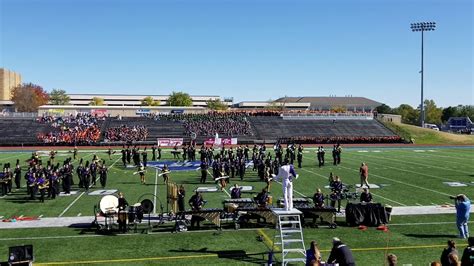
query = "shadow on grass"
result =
(169, 248, 268, 264)
(404, 233, 458, 238)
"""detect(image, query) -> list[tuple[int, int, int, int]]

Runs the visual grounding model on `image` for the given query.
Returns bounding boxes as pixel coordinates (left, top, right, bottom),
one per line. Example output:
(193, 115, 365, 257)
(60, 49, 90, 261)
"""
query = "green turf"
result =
(0, 146, 473, 264)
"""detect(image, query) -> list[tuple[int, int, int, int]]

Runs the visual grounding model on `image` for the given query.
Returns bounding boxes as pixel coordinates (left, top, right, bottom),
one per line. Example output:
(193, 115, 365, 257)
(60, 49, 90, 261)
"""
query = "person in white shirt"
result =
(274, 159, 298, 211)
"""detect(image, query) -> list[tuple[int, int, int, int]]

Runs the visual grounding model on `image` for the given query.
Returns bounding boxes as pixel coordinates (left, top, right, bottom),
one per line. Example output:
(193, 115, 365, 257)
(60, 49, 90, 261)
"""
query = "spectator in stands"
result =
(306, 240, 322, 266)
(441, 240, 458, 266)
(104, 125, 148, 142)
(327, 237, 355, 266)
(387, 253, 397, 266)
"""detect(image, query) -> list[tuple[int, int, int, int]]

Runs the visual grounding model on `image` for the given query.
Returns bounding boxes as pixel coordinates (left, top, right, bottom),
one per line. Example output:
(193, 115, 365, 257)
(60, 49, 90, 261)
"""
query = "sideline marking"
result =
(34, 254, 218, 265)
(257, 229, 280, 252)
(58, 157, 121, 217)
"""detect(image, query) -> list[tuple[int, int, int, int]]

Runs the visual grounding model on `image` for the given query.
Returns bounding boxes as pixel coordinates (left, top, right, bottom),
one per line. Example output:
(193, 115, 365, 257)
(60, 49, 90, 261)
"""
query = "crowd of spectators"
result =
(156, 112, 254, 137)
(104, 125, 149, 142)
(37, 114, 102, 144)
(279, 135, 403, 144)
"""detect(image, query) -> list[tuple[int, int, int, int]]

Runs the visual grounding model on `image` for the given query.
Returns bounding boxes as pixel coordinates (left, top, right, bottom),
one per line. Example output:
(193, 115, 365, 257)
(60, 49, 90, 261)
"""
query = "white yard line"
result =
(303, 154, 453, 198)
(58, 157, 121, 217)
(301, 168, 407, 206)
(355, 152, 473, 175)
(222, 187, 231, 197)
(346, 154, 459, 182)
(153, 168, 158, 214)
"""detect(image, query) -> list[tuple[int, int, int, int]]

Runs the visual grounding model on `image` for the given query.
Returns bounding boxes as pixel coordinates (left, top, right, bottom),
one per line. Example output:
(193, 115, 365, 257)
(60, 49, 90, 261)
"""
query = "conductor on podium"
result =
(274, 159, 298, 211)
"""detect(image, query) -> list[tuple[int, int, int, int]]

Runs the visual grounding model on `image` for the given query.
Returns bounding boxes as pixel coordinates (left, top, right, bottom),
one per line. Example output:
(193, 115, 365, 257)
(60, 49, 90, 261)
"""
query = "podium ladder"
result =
(272, 208, 306, 265)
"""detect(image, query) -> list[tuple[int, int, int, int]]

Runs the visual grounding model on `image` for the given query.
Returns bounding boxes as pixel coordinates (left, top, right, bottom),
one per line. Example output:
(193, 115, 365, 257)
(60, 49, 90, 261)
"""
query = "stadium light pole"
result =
(411, 22, 436, 128)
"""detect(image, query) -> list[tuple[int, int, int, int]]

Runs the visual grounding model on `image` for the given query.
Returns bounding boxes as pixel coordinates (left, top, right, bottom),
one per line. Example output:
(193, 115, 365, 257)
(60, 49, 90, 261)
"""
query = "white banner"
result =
(157, 138, 183, 147)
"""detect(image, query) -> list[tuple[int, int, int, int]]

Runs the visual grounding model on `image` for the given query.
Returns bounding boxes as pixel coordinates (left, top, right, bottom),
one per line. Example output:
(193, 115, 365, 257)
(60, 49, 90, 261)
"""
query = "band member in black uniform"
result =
(14, 162, 21, 189)
(3, 163, 12, 194)
(107, 148, 113, 160)
(121, 148, 127, 167)
(317, 146, 325, 167)
(133, 147, 140, 167)
(117, 192, 129, 233)
(360, 188, 373, 203)
(49, 150, 57, 165)
(25, 170, 35, 199)
(332, 145, 337, 166)
(231, 184, 241, 199)
(188, 192, 205, 228)
(83, 161, 91, 191)
(126, 146, 131, 164)
(37, 174, 48, 203)
(99, 162, 108, 188)
(313, 188, 325, 208)
(238, 157, 245, 181)
(336, 144, 342, 165)
(157, 145, 162, 160)
(48, 171, 59, 199)
(330, 176, 343, 212)
(297, 144, 303, 168)
(142, 148, 148, 167)
(90, 161, 97, 186)
(182, 145, 187, 161)
(151, 144, 157, 161)
(161, 164, 169, 184)
(177, 185, 186, 217)
(173, 144, 180, 159)
(138, 163, 146, 184)
(63, 161, 73, 194)
(255, 188, 269, 208)
(76, 159, 84, 188)
(73, 146, 78, 160)
(0, 171, 7, 196)
(200, 159, 208, 184)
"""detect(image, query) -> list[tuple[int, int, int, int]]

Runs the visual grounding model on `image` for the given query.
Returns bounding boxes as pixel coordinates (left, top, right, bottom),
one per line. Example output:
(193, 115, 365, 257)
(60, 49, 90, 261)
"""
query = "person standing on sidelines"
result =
(359, 163, 370, 189)
(452, 194, 471, 239)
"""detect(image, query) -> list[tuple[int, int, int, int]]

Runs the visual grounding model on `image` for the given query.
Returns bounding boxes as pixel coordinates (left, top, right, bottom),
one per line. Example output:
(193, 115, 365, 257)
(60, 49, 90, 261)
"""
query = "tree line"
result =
(10, 83, 229, 111)
(375, 100, 474, 125)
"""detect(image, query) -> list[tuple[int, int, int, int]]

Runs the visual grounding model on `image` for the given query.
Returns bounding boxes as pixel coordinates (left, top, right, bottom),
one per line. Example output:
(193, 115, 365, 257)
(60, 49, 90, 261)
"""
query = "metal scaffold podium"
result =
(272, 208, 306, 265)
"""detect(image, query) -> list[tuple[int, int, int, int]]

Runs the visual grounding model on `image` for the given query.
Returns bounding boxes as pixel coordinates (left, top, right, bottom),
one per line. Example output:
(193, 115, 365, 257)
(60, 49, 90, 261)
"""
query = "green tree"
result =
(11, 83, 49, 112)
(206, 99, 228, 110)
(393, 104, 419, 125)
(375, 104, 393, 114)
(89, 97, 105, 106)
(458, 105, 474, 121)
(265, 99, 284, 111)
(167, 91, 192, 106)
(141, 96, 161, 106)
(441, 106, 459, 122)
(423, 99, 442, 125)
(49, 89, 70, 105)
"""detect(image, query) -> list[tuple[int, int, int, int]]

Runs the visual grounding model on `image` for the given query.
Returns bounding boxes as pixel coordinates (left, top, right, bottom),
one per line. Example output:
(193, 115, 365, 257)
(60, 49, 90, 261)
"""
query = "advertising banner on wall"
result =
(157, 138, 184, 146)
(204, 138, 237, 145)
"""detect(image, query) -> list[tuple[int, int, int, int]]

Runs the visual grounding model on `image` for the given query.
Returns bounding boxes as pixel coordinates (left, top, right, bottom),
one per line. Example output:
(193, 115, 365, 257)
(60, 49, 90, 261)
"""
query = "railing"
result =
(0, 111, 38, 118)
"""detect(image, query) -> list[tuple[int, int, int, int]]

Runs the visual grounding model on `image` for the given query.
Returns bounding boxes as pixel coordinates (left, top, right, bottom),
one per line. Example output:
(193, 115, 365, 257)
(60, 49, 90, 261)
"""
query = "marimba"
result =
(178, 208, 223, 228)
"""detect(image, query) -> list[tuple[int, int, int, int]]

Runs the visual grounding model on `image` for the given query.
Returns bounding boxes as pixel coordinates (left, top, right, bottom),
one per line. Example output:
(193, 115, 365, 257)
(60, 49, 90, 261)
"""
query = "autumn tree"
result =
(141, 96, 161, 106)
(422, 99, 442, 125)
(11, 83, 49, 112)
(167, 91, 192, 106)
(49, 89, 70, 105)
(89, 97, 105, 106)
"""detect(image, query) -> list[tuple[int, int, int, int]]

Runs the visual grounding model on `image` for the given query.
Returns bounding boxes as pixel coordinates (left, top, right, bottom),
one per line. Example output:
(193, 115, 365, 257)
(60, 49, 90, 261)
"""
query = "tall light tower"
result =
(411, 22, 436, 128)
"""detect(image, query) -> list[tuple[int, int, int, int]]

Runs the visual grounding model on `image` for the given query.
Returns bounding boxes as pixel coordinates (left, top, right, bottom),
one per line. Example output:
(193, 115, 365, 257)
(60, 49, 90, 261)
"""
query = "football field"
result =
(0, 146, 473, 265)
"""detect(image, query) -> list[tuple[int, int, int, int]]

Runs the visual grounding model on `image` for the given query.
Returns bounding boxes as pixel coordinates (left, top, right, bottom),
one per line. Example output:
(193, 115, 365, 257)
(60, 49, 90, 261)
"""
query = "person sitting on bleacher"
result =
(255, 188, 269, 208)
(231, 184, 241, 199)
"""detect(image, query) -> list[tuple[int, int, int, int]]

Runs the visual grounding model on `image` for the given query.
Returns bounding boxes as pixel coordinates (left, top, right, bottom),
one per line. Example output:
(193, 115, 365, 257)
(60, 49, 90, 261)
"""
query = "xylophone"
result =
(235, 207, 277, 225)
(179, 208, 223, 228)
(223, 198, 255, 212)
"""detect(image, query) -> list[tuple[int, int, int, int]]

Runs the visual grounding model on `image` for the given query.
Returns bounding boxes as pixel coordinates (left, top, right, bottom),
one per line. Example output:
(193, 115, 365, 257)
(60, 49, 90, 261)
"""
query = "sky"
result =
(1, 0, 472, 108)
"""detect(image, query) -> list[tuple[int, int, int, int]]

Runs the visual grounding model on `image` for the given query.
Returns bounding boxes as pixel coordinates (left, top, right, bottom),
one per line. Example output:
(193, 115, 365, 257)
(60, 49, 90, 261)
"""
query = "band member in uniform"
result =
(274, 160, 298, 211)
(126, 146, 131, 164)
(83, 161, 91, 191)
(118, 192, 129, 233)
(157, 145, 162, 160)
(332, 145, 338, 166)
(107, 148, 113, 160)
(49, 150, 57, 165)
(173, 144, 180, 159)
(37, 173, 48, 203)
(138, 163, 146, 184)
(359, 162, 370, 188)
(360, 188, 373, 203)
(99, 162, 108, 188)
(230, 184, 241, 199)
(177, 185, 186, 215)
(142, 148, 148, 167)
(151, 144, 157, 161)
(330, 176, 343, 212)
(188, 192, 205, 228)
(297, 144, 303, 168)
(14, 162, 21, 189)
(161, 164, 170, 184)
(48, 171, 59, 199)
(264, 166, 272, 193)
(336, 144, 342, 164)
(73, 146, 78, 160)
(121, 148, 127, 167)
(255, 188, 269, 208)
(200, 159, 208, 184)
(313, 188, 325, 208)
(90, 161, 98, 186)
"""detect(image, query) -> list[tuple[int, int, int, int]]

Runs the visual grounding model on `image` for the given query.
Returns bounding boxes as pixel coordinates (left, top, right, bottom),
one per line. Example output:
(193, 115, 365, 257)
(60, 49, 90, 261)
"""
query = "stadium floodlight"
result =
(411, 22, 436, 128)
